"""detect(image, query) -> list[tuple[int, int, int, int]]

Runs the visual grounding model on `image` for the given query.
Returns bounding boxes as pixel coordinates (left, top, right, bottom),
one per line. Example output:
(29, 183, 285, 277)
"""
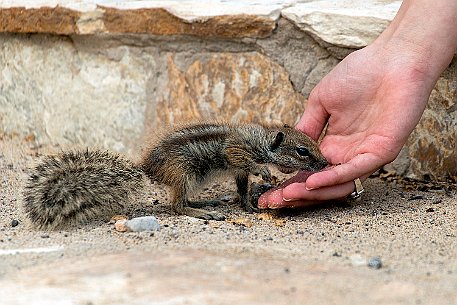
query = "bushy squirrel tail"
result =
(23, 149, 146, 230)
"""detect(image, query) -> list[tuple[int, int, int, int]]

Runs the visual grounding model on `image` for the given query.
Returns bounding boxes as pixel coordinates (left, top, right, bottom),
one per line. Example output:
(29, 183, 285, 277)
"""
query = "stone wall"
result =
(0, 0, 455, 182)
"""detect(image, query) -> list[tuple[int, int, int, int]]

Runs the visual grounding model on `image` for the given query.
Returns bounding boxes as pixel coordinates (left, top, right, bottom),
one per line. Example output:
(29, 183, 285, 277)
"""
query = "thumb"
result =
(296, 88, 329, 141)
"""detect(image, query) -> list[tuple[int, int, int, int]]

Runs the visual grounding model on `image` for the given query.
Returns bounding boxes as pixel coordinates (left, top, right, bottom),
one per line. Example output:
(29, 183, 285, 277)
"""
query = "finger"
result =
(296, 89, 329, 141)
(283, 180, 356, 202)
(258, 170, 355, 208)
(258, 186, 285, 209)
(258, 187, 322, 209)
(305, 153, 381, 190)
(258, 181, 356, 209)
(258, 171, 313, 209)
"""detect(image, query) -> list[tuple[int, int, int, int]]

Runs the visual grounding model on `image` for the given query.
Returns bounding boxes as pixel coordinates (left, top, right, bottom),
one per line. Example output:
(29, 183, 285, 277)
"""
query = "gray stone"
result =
(124, 216, 160, 232)
(257, 19, 339, 95)
(368, 257, 383, 269)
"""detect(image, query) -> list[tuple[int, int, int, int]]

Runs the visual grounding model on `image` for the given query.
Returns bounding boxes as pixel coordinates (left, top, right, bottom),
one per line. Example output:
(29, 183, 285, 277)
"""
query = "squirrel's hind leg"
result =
(170, 186, 225, 221)
(177, 205, 225, 221)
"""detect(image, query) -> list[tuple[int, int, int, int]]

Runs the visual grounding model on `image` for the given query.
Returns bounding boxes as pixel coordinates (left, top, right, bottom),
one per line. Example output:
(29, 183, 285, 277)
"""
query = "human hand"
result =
(259, 0, 457, 209)
(259, 42, 435, 209)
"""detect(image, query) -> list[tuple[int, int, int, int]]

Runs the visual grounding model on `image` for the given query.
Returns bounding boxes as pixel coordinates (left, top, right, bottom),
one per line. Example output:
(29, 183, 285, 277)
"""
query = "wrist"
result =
(372, 0, 457, 84)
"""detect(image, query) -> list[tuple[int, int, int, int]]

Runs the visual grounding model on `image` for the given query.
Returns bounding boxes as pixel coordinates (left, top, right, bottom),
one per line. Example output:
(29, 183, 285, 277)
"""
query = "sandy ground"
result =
(0, 135, 456, 305)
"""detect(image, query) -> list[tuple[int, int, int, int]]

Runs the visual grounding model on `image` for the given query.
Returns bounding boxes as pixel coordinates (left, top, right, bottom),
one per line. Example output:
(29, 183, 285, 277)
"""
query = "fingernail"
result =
(305, 186, 315, 191)
(282, 197, 298, 202)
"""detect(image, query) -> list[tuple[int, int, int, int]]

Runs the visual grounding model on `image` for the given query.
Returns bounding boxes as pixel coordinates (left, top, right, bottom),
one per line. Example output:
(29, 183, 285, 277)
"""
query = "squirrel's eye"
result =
(296, 147, 310, 157)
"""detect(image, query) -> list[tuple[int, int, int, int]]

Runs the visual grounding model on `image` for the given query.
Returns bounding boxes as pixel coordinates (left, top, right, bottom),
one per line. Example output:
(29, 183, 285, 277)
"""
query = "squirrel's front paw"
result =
(252, 166, 272, 183)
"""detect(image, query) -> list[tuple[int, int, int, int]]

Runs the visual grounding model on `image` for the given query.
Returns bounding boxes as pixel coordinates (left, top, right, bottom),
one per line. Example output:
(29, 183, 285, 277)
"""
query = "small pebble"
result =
(124, 216, 160, 232)
(228, 217, 253, 228)
(257, 213, 274, 221)
(11, 219, 19, 227)
(368, 257, 383, 269)
(114, 219, 128, 232)
(350, 255, 367, 267)
(274, 219, 286, 227)
(426, 208, 435, 212)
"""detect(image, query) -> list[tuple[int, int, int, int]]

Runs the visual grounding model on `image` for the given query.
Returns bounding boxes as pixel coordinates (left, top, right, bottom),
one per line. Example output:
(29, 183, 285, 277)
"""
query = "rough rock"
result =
(389, 59, 457, 181)
(0, 0, 456, 181)
(147, 52, 307, 132)
(256, 18, 340, 94)
(0, 34, 152, 153)
(282, 0, 401, 48)
(0, 1, 283, 38)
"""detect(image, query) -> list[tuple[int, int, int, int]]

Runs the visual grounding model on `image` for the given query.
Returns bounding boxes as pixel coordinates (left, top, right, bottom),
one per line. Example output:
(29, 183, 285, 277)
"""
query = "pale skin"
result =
(259, 0, 457, 208)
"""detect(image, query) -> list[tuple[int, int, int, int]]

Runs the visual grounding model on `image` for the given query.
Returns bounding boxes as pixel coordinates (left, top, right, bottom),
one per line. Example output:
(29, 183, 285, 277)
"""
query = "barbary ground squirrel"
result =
(23, 122, 328, 229)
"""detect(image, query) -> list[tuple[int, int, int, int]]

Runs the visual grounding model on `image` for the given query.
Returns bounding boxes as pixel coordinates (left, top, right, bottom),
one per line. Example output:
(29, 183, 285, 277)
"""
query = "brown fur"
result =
(140, 122, 327, 220)
(23, 122, 327, 229)
(23, 150, 146, 230)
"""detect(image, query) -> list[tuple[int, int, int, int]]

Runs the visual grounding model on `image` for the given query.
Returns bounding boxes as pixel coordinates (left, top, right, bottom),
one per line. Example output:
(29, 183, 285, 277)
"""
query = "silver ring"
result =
(348, 178, 364, 199)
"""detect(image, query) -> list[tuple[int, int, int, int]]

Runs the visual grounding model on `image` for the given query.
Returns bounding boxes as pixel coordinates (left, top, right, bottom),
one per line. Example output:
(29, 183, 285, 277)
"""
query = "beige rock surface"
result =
(404, 69, 457, 181)
(282, 0, 401, 48)
(0, 0, 400, 42)
(0, 0, 455, 180)
(0, 0, 281, 38)
(149, 52, 306, 130)
(0, 34, 153, 153)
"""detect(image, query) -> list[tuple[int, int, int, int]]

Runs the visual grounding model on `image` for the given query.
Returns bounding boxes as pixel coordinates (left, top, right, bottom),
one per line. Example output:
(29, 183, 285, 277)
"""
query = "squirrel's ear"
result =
(270, 132, 284, 151)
